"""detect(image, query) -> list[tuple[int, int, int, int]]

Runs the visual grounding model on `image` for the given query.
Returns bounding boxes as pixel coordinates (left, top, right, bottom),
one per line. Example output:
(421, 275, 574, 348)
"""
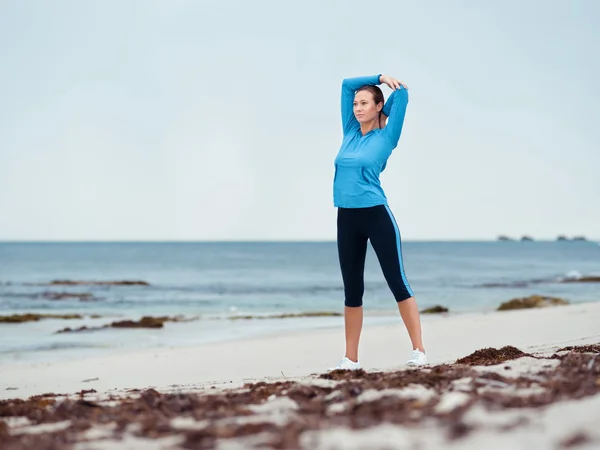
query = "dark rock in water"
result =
(497, 235, 514, 241)
(483, 275, 600, 287)
(0, 313, 83, 323)
(557, 235, 588, 242)
(497, 295, 569, 311)
(481, 280, 539, 288)
(229, 312, 342, 320)
(56, 325, 100, 334)
(111, 316, 171, 329)
(420, 305, 449, 314)
(520, 235, 534, 241)
(41, 291, 95, 301)
(561, 276, 600, 283)
(455, 345, 530, 366)
(55, 315, 193, 333)
(48, 280, 150, 286)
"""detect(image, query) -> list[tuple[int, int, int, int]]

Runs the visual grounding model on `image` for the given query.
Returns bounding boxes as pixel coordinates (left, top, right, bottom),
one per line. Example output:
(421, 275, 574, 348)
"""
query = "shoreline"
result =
(1, 301, 599, 401)
(0, 305, 533, 366)
(0, 313, 402, 367)
(2, 298, 596, 366)
(0, 306, 513, 369)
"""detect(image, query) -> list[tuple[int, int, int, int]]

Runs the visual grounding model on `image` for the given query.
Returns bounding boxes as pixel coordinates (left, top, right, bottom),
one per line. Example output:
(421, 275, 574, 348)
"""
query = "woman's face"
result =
(353, 91, 382, 123)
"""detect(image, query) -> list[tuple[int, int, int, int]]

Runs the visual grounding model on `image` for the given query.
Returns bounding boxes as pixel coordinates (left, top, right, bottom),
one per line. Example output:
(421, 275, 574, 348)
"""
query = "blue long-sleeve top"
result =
(333, 74, 409, 208)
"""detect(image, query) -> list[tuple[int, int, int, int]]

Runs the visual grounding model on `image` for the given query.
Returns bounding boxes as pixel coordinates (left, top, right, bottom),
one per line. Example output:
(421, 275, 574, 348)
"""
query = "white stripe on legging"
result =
(384, 205, 414, 297)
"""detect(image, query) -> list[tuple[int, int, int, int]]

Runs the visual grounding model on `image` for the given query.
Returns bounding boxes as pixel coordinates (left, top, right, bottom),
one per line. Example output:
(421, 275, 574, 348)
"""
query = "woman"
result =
(330, 73, 427, 370)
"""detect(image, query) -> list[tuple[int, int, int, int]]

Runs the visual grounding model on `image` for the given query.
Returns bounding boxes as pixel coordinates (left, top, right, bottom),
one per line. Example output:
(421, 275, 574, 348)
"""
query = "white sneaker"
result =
(406, 349, 428, 366)
(327, 356, 361, 371)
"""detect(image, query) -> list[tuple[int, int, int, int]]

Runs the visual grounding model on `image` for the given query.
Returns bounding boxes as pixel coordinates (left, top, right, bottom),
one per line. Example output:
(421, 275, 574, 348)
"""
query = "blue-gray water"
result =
(1, 241, 599, 365)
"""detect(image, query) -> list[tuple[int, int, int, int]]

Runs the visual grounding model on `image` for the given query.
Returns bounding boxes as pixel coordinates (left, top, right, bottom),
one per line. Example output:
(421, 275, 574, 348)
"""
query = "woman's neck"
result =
(360, 118, 380, 136)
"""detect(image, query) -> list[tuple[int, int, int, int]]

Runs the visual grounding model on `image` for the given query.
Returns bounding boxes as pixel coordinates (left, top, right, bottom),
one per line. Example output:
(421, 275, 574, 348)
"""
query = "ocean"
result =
(1, 241, 599, 365)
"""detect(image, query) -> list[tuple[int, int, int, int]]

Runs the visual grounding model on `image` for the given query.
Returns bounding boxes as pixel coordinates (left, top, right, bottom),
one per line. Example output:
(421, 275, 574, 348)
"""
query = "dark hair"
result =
(355, 85, 384, 106)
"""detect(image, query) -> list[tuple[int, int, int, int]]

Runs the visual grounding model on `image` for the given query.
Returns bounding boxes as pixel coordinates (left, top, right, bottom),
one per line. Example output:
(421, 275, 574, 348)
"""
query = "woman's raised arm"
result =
(381, 87, 409, 146)
(340, 74, 381, 134)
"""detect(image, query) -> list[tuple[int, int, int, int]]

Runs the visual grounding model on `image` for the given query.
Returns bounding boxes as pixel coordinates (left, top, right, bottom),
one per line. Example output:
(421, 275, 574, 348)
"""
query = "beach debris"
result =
(474, 378, 511, 389)
(0, 313, 84, 323)
(497, 295, 569, 311)
(420, 305, 449, 314)
(81, 379, 99, 384)
(55, 315, 195, 333)
(480, 278, 547, 288)
(561, 276, 600, 283)
(228, 311, 342, 320)
(557, 345, 600, 354)
(0, 343, 598, 449)
(447, 421, 475, 440)
(455, 346, 531, 366)
(0, 291, 103, 302)
(25, 279, 150, 286)
(479, 273, 600, 288)
(55, 326, 98, 333)
(0, 420, 9, 442)
(560, 431, 592, 448)
(50, 279, 150, 286)
(110, 316, 178, 329)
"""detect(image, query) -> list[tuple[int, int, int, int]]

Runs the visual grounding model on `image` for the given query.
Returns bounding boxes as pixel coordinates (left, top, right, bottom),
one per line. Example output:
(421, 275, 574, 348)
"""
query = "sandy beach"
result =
(2, 301, 600, 449)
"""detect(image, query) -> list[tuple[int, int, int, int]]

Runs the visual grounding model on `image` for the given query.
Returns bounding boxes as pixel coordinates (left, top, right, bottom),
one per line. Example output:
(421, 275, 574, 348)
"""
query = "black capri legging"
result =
(337, 205, 414, 307)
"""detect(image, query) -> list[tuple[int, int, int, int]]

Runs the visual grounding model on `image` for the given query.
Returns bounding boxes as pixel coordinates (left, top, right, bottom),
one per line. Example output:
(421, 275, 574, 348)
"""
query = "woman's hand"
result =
(380, 75, 408, 91)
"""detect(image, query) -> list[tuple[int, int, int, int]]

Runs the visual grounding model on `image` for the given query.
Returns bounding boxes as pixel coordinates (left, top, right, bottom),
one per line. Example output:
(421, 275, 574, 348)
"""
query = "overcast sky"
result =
(1, 0, 598, 241)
